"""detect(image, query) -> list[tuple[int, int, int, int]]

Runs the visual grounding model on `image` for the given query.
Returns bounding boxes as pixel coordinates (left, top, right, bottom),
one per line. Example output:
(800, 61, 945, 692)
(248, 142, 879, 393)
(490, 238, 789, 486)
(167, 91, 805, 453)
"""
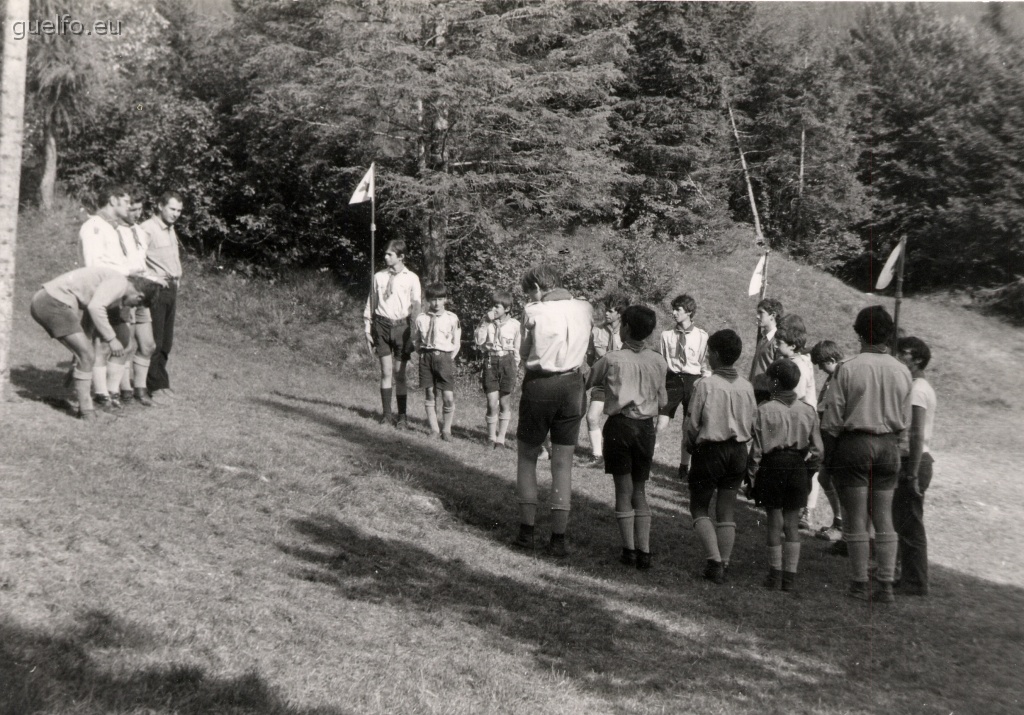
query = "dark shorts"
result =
(603, 414, 656, 481)
(371, 315, 413, 360)
(754, 449, 811, 511)
(482, 353, 516, 395)
(829, 432, 900, 491)
(517, 369, 586, 447)
(689, 440, 749, 507)
(30, 290, 83, 339)
(419, 351, 455, 391)
(659, 372, 700, 418)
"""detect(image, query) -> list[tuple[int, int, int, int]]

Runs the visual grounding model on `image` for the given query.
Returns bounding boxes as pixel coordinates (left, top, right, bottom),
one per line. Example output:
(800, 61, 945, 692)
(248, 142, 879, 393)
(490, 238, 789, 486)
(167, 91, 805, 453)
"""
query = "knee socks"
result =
(616, 510, 635, 550)
(874, 531, 898, 583)
(550, 507, 569, 536)
(783, 540, 801, 573)
(716, 521, 736, 567)
(92, 360, 108, 398)
(73, 369, 93, 412)
(131, 355, 150, 392)
(106, 362, 126, 397)
(807, 477, 821, 510)
(767, 544, 783, 570)
(425, 399, 440, 433)
(486, 414, 498, 442)
(497, 411, 511, 444)
(380, 387, 393, 415)
(845, 531, 871, 582)
(396, 393, 407, 416)
(693, 516, 721, 562)
(634, 509, 652, 553)
(441, 402, 454, 435)
(589, 428, 603, 458)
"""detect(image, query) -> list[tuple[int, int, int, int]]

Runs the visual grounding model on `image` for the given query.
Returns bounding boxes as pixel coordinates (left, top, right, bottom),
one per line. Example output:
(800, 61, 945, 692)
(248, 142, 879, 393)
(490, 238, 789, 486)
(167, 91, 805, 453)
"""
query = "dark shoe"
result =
(378, 414, 396, 426)
(108, 393, 123, 410)
(893, 582, 929, 597)
(133, 388, 155, 407)
(763, 568, 783, 590)
(703, 559, 725, 584)
(581, 455, 604, 470)
(620, 548, 637, 566)
(798, 508, 811, 531)
(546, 534, 569, 558)
(782, 571, 797, 592)
(847, 580, 871, 601)
(440, 431, 452, 442)
(829, 540, 849, 557)
(119, 389, 134, 405)
(395, 415, 413, 430)
(92, 395, 122, 415)
(872, 581, 895, 604)
(636, 551, 652, 570)
(513, 524, 535, 550)
(677, 464, 689, 482)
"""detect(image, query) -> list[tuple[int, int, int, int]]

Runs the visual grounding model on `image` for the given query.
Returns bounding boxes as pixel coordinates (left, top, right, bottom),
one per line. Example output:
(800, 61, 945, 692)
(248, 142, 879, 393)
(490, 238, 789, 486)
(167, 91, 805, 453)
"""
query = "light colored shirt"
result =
(139, 215, 182, 281)
(901, 377, 936, 454)
(414, 309, 461, 353)
(587, 342, 668, 419)
(660, 326, 710, 376)
(820, 347, 912, 437)
(521, 289, 593, 373)
(117, 224, 149, 275)
(684, 367, 757, 450)
(792, 353, 818, 410)
(42, 266, 130, 342)
(748, 392, 824, 479)
(589, 324, 622, 363)
(363, 266, 421, 323)
(79, 215, 131, 274)
(474, 316, 521, 364)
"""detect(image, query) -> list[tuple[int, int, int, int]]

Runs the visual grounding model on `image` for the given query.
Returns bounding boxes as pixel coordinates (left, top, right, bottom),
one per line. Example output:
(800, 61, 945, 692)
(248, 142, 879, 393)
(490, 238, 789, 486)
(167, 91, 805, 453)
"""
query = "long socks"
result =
(694, 516, 721, 562)
(716, 521, 736, 567)
(783, 541, 801, 573)
(874, 531, 898, 583)
(380, 387, 393, 416)
(497, 411, 511, 444)
(634, 510, 652, 553)
(616, 510, 635, 550)
(589, 428, 603, 458)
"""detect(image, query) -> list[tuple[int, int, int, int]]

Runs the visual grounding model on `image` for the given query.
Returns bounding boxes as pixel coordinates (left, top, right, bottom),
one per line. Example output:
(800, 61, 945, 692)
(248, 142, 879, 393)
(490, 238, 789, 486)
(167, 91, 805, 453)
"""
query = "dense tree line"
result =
(19, 0, 1024, 318)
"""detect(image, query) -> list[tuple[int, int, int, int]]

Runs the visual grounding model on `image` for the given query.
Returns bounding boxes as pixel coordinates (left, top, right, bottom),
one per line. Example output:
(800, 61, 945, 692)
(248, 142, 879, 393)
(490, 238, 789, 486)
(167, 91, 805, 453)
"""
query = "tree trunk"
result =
(0, 0, 31, 408)
(421, 209, 447, 285)
(39, 128, 57, 211)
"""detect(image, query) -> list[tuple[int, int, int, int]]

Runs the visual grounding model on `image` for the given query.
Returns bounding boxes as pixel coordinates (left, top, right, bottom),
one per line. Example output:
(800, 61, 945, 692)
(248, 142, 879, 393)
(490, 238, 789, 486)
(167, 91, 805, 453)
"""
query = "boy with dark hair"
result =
(894, 336, 936, 596)
(474, 288, 521, 449)
(774, 314, 818, 531)
(656, 293, 710, 481)
(821, 305, 912, 603)
(587, 305, 667, 569)
(749, 358, 823, 592)
(583, 290, 630, 467)
(684, 328, 757, 583)
(810, 340, 846, 543)
(364, 239, 421, 427)
(749, 297, 784, 403)
(514, 263, 593, 557)
(414, 284, 461, 440)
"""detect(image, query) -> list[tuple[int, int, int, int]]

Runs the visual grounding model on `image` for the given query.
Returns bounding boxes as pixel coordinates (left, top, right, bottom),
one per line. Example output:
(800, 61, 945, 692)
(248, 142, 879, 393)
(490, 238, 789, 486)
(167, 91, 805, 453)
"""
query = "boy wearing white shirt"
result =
(414, 284, 461, 440)
(474, 288, 521, 449)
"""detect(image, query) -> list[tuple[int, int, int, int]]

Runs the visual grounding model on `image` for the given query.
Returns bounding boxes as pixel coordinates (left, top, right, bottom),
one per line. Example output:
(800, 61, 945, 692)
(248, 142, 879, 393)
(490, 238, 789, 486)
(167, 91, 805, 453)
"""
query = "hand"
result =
(108, 338, 125, 358)
(365, 334, 375, 355)
(908, 475, 922, 497)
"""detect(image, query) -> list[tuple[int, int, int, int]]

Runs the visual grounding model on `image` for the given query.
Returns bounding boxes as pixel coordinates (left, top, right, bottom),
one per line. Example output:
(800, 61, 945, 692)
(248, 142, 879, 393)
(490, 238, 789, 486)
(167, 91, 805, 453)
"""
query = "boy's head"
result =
(424, 283, 447, 310)
(767, 358, 801, 392)
(620, 305, 657, 342)
(126, 274, 164, 307)
(897, 336, 931, 371)
(707, 329, 743, 368)
(756, 298, 784, 330)
(775, 314, 807, 355)
(670, 294, 697, 325)
(810, 340, 844, 374)
(853, 305, 895, 346)
(383, 240, 407, 266)
(490, 288, 513, 319)
(520, 264, 562, 299)
(602, 290, 631, 325)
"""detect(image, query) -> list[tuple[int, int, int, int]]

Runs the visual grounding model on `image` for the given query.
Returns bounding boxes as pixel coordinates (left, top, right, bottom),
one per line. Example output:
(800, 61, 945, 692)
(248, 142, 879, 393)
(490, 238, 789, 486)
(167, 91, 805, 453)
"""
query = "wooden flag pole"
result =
(891, 235, 907, 353)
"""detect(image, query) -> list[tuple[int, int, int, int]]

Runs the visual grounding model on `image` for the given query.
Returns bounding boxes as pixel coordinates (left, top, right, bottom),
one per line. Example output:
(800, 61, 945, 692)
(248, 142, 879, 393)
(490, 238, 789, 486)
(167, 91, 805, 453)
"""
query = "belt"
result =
(373, 315, 408, 326)
(487, 350, 513, 358)
(421, 348, 451, 353)
(526, 366, 582, 378)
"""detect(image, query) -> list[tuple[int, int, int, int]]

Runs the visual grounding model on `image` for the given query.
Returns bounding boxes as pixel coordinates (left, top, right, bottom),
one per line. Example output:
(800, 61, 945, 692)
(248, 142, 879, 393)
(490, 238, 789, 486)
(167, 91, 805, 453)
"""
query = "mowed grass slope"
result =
(2, 202, 1023, 715)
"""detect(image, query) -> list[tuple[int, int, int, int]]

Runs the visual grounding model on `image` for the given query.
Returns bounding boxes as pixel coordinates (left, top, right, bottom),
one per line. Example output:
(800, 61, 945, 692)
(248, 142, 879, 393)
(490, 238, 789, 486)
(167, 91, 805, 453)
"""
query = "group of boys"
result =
(364, 255, 937, 601)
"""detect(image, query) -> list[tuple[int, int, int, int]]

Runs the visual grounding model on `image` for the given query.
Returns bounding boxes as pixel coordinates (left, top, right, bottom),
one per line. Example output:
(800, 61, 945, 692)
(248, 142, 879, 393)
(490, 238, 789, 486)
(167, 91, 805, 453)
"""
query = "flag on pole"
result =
(349, 164, 375, 204)
(748, 254, 767, 296)
(875, 239, 904, 290)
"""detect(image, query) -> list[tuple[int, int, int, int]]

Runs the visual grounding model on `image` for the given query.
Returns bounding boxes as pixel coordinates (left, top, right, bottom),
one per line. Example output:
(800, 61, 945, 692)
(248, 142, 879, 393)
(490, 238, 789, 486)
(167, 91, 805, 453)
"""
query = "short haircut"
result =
(384, 239, 407, 258)
(424, 283, 447, 300)
(767, 358, 801, 391)
(621, 305, 657, 341)
(708, 329, 743, 367)
(897, 336, 931, 370)
(671, 294, 697, 316)
(810, 340, 844, 366)
(491, 288, 513, 310)
(97, 184, 129, 208)
(775, 314, 807, 352)
(756, 298, 784, 318)
(157, 190, 184, 207)
(602, 289, 630, 315)
(853, 305, 894, 346)
(520, 264, 562, 293)
(127, 274, 164, 307)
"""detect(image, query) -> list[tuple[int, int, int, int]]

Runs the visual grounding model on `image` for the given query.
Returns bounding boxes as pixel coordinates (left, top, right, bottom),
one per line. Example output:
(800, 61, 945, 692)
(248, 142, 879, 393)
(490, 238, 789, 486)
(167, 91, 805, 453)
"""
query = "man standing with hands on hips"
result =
(139, 191, 184, 405)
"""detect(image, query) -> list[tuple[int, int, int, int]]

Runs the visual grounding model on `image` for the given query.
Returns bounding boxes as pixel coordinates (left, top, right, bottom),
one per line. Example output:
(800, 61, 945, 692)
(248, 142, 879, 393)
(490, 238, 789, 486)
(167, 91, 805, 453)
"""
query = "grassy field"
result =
(2, 201, 1023, 714)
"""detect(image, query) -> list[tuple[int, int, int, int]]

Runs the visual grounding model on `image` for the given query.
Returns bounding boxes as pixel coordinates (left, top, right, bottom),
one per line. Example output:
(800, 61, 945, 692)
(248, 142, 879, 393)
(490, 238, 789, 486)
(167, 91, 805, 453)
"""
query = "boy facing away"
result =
(748, 358, 823, 592)
(586, 305, 668, 570)
(474, 288, 521, 449)
(656, 293, 710, 481)
(684, 329, 757, 584)
(413, 284, 461, 440)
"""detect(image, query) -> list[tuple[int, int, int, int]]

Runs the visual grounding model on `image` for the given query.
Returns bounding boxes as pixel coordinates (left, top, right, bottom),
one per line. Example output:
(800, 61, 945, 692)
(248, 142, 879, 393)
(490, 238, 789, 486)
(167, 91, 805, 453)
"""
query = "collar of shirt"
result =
(674, 325, 695, 335)
(861, 344, 889, 354)
(541, 288, 572, 302)
(772, 389, 798, 406)
(622, 339, 645, 353)
(764, 328, 776, 343)
(713, 366, 739, 380)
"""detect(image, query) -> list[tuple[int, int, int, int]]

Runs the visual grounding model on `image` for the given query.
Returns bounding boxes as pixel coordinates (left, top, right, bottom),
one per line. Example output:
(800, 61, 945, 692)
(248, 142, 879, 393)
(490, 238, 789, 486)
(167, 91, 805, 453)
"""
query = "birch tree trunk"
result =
(0, 0, 31, 407)
(40, 128, 57, 211)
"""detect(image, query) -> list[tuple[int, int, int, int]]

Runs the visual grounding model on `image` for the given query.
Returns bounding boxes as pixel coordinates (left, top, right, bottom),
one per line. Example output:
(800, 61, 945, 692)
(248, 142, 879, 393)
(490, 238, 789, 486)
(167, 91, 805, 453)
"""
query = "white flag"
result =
(747, 254, 767, 296)
(875, 238, 904, 290)
(349, 164, 375, 204)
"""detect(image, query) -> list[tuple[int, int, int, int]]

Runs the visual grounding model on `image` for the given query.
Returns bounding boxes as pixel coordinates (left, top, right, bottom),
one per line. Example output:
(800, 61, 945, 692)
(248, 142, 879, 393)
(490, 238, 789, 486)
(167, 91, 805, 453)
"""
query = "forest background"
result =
(8, 0, 1024, 322)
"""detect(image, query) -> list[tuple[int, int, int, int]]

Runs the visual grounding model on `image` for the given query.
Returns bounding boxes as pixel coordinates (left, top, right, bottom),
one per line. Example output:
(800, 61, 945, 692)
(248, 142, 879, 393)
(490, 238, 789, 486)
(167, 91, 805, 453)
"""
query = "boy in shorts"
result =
(583, 290, 629, 468)
(587, 305, 667, 569)
(364, 240, 421, 427)
(748, 359, 823, 592)
(514, 264, 593, 557)
(656, 293, 710, 481)
(474, 289, 521, 449)
(810, 340, 846, 543)
(414, 284, 461, 440)
(684, 329, 757, 583)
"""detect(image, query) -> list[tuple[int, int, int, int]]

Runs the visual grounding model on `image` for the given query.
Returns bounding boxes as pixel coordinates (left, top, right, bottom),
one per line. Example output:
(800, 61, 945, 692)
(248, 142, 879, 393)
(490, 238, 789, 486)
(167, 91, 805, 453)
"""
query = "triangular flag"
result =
(349, 164, 375, 204)
(875, 238, 904, 290)
(748, 254, 767, 296)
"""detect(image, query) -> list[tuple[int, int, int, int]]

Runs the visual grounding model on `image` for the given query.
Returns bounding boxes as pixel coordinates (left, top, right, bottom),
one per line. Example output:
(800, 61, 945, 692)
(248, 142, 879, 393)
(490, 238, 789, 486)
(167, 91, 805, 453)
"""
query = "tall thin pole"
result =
(728, 103, 765, 245)
(891, 235, 907, 353)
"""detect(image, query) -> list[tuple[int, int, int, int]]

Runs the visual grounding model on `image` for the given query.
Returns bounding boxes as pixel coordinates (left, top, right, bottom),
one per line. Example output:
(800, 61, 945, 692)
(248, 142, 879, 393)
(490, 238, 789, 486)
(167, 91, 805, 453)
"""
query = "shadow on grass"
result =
(9, 364, 77, 413)
(0, 610, 347, 715)
(257, 392, 1024, 714)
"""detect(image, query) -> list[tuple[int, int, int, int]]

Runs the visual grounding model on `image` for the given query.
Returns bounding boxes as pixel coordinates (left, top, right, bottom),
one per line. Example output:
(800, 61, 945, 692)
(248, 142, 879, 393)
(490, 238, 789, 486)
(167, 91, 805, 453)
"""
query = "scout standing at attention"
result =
(474, 288, 521, 449)
(583, 290, 629, 468)
(364, 240, 421, 428)
(513, 264, 593, 558)
(749, 298, 784, 404)
(586, 305, 667, 570)
(748, 358, 823, 592)
(684, 329, 756, 583)
(414, 283, 461, 440)
(656, 293, 710, 481)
